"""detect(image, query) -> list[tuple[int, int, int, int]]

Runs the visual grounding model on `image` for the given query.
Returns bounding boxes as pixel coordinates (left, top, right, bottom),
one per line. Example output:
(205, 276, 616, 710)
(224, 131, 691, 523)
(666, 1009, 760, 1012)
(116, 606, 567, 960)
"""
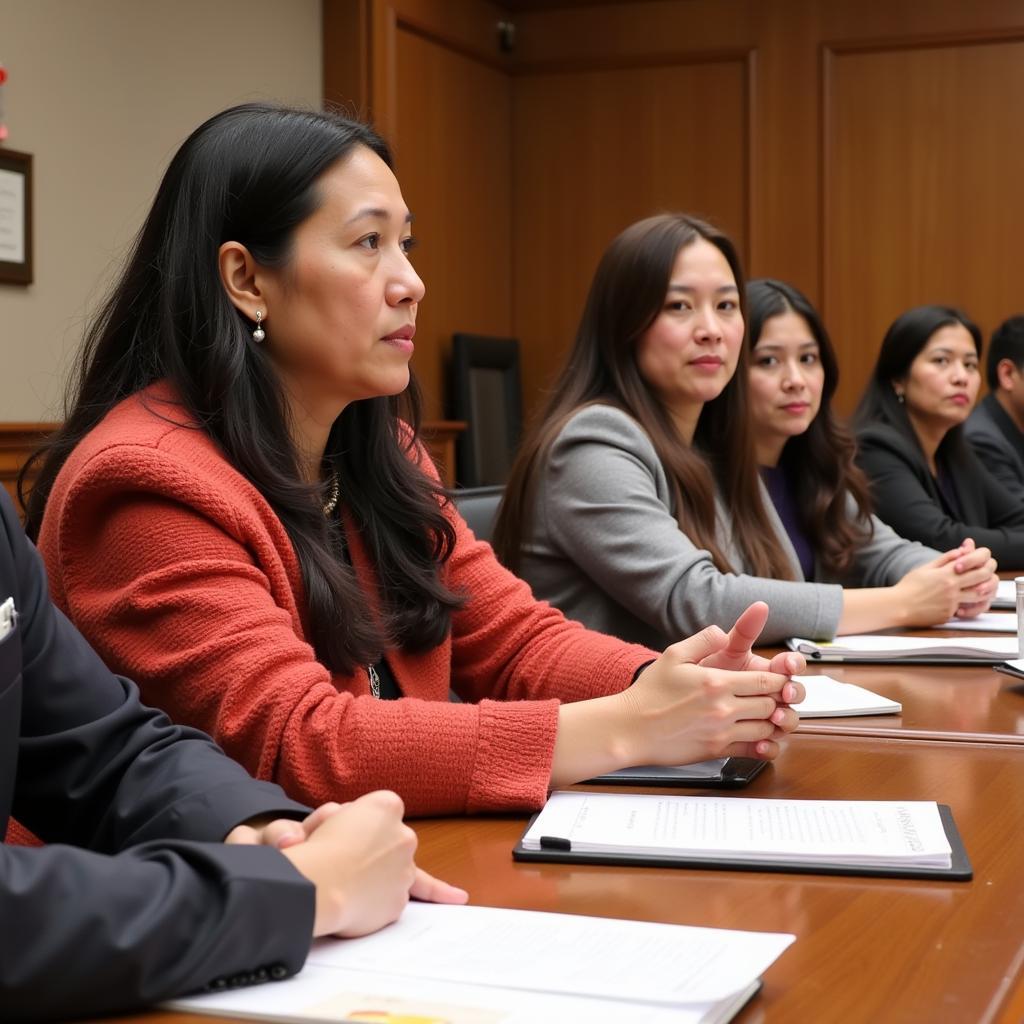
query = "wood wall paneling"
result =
(392, 18, 514, 420)
(322, 0, 1024, 431)
(745, 0, 823, 304)
(0, 425, 57, 513)
(508, 0, 762, 68)
(824, 33, 1024, 412)
(512, 55, 752, 417)
(364, 0, 513, 142)
(322, 0, 371, 118)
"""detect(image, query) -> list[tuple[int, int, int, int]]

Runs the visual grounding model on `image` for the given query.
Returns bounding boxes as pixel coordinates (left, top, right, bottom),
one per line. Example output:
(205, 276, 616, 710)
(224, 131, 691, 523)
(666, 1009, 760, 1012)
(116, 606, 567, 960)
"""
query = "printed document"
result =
(169, 903, 795, 1024)
(521, 792, 952, 868)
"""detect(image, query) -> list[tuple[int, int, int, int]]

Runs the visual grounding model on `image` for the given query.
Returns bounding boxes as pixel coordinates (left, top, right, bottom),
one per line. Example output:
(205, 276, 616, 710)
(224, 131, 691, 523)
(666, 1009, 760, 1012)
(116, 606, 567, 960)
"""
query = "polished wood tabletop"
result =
(795, 659, 1024, 744)
(118, 733, 1024, 1024)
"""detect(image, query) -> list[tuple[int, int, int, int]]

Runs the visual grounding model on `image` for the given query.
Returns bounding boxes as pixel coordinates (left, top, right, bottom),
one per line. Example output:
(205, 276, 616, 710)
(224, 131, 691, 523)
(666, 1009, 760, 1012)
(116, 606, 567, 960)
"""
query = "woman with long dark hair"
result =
(746, 279, 995, 619)
(25, 104, 803, 818)
(854, 304, 1024, 567)
(493, 217, 995, 647)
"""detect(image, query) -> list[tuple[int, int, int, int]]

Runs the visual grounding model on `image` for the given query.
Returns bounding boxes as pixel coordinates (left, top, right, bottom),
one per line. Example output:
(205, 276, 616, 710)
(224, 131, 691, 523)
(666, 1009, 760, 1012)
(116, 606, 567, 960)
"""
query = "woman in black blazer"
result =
(854, 304, 1024, 569)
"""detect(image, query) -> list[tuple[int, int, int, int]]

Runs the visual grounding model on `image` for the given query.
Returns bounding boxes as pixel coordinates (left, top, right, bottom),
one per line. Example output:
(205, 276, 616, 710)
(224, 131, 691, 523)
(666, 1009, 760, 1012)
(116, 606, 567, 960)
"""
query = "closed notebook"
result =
(788, 634, 1017, 664)
(791, 674, 900, 717)
(514, 791, 971, 880)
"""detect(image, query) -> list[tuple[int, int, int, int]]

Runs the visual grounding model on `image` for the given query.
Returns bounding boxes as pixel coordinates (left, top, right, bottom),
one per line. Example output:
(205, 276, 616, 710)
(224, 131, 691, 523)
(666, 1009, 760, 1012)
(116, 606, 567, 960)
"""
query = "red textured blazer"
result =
(38, 383, 654, 815)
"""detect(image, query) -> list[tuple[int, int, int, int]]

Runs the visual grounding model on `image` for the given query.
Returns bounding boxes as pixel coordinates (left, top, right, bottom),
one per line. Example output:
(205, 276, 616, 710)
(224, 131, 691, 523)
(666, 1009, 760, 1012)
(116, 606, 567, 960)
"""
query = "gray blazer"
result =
(518, 404, 935, 648)
(964, 393, 1024, 502)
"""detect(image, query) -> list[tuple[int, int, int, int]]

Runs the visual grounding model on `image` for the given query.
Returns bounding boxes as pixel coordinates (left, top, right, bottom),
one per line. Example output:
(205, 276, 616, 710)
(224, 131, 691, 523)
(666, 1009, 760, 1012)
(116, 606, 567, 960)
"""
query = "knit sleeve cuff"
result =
(464, 698, 560, 813)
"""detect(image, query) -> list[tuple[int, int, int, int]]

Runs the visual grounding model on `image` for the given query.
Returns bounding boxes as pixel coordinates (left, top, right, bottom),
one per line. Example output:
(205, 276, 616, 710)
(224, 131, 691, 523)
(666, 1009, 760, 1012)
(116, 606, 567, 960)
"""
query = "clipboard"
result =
(801, 654, 1008, 666)
(788, 636, 1016, 665)
(586, 757, 768, 788)
(513, 804, 973, 881)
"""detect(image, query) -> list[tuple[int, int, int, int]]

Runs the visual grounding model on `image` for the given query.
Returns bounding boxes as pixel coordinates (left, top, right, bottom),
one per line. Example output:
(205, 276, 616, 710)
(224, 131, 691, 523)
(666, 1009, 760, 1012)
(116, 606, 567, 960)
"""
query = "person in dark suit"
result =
(964, 315, 1024, 501)
(0, 487, 464, 1022)
(854, 305, 1024, 569)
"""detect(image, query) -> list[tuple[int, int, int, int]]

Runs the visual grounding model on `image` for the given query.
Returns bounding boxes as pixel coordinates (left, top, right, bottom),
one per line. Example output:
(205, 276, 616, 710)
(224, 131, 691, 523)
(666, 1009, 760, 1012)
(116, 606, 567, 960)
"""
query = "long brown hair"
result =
(747, 278, 874, 577)
(494, 213, 792, 580)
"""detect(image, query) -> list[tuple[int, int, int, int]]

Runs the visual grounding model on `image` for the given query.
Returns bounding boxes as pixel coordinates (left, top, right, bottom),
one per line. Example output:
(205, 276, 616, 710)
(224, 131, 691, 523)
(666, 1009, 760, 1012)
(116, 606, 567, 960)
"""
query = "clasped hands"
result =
(622, 600, 806, 766)
(226, 790, 468, 938)
(943, 537, 998, 619)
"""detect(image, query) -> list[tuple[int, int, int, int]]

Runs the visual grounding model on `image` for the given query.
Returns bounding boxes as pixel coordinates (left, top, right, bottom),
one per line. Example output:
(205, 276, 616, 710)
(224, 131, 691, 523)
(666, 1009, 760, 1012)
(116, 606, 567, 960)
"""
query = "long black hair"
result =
(853, 304, 982, 463)
(494, 213, 793, 581)
(21, 103, 463, 674)
(746, 279, 874, 576)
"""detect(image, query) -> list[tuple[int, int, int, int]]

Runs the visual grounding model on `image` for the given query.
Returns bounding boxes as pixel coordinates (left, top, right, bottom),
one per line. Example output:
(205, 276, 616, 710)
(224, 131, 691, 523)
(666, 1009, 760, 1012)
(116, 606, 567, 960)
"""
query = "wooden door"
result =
(325, 0, 515, 422)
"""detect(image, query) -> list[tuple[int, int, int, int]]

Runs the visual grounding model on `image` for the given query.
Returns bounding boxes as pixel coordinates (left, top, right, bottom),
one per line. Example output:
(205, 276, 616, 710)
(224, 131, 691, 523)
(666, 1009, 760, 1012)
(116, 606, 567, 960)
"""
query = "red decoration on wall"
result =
(0, 61, 7, 142)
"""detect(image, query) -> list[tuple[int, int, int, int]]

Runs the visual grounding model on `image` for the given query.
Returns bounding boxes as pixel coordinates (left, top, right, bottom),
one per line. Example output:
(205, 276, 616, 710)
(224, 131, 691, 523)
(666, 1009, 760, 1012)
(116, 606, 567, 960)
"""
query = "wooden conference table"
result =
(124, 731, 1024, 1024)
(107, 614, 1024, 1024)
(795, 654, 1024, 745)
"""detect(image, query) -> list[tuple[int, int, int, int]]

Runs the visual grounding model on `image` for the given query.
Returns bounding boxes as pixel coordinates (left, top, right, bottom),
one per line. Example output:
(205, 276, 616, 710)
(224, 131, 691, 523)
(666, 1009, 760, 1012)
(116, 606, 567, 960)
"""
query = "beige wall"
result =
(0, 0, 322, 420)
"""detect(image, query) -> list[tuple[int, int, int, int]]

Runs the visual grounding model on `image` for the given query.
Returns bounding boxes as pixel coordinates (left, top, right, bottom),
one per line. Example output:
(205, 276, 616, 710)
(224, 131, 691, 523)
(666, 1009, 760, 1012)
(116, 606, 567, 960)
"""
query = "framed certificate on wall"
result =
(0, 148, 32, 285)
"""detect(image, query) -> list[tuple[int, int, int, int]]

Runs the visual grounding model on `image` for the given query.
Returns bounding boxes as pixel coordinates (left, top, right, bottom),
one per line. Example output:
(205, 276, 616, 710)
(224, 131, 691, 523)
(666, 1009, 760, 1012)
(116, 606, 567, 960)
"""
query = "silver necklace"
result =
(368, 662, 381, 699)
(322, 473, 340, 516)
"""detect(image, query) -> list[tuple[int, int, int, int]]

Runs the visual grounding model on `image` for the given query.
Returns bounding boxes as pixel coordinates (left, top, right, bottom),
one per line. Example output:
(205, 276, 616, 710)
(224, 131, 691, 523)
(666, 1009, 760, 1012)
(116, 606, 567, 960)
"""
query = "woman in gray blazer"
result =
(493, 216, 996, 647)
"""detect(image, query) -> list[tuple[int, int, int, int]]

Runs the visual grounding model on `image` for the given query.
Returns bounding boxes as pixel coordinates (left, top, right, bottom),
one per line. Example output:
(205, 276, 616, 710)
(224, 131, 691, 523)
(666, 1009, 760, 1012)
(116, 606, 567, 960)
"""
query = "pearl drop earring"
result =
(252, 311, 266, 343)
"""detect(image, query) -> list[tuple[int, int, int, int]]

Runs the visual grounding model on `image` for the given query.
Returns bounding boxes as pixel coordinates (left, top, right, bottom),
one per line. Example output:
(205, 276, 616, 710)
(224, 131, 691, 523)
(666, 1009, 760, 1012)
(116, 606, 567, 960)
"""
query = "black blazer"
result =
(0, 490, 314, 1021)
(856, 421, 1024, 569)
(963, 393, 1024, 503)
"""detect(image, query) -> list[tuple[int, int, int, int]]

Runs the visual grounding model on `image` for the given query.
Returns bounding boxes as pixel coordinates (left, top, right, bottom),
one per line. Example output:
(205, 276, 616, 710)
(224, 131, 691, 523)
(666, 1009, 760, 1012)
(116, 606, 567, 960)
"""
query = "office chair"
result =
(450, 333, 522, 487)
(452, 485, 506, 544)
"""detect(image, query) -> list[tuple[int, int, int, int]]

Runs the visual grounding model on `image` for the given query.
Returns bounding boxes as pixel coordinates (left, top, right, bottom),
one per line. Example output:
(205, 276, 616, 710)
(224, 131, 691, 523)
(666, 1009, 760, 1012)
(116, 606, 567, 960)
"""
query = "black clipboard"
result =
(791, 642, 1013, 666)
(513, 804, 973, 881)
(802, 654, 1008, 666)
(586, 757, 768, 788)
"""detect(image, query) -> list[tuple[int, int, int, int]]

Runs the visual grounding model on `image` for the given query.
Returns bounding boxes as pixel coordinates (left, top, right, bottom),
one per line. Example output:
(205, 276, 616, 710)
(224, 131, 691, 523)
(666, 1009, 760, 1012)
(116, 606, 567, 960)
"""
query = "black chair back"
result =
(450, 334, 522, 487)
(453, 485, 505, 544)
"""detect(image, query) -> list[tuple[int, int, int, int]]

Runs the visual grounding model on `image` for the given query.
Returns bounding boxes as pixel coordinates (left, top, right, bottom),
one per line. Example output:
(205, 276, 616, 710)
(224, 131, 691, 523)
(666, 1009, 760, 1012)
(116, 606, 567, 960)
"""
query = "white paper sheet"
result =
(521, 792, 951, 868)
(938, 612, 1017, 633)
(168, 904, 794, 1022)
(790, 674, 900, 717)
(302, 903, 793, 1005)
(170, 964, 755, 1024)
(992, 579, 1017, 608)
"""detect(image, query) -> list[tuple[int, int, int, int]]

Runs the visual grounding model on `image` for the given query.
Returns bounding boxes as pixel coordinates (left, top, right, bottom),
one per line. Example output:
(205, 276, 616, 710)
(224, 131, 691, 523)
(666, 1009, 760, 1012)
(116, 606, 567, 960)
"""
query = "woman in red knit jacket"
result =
(24, 104, 804, 816)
